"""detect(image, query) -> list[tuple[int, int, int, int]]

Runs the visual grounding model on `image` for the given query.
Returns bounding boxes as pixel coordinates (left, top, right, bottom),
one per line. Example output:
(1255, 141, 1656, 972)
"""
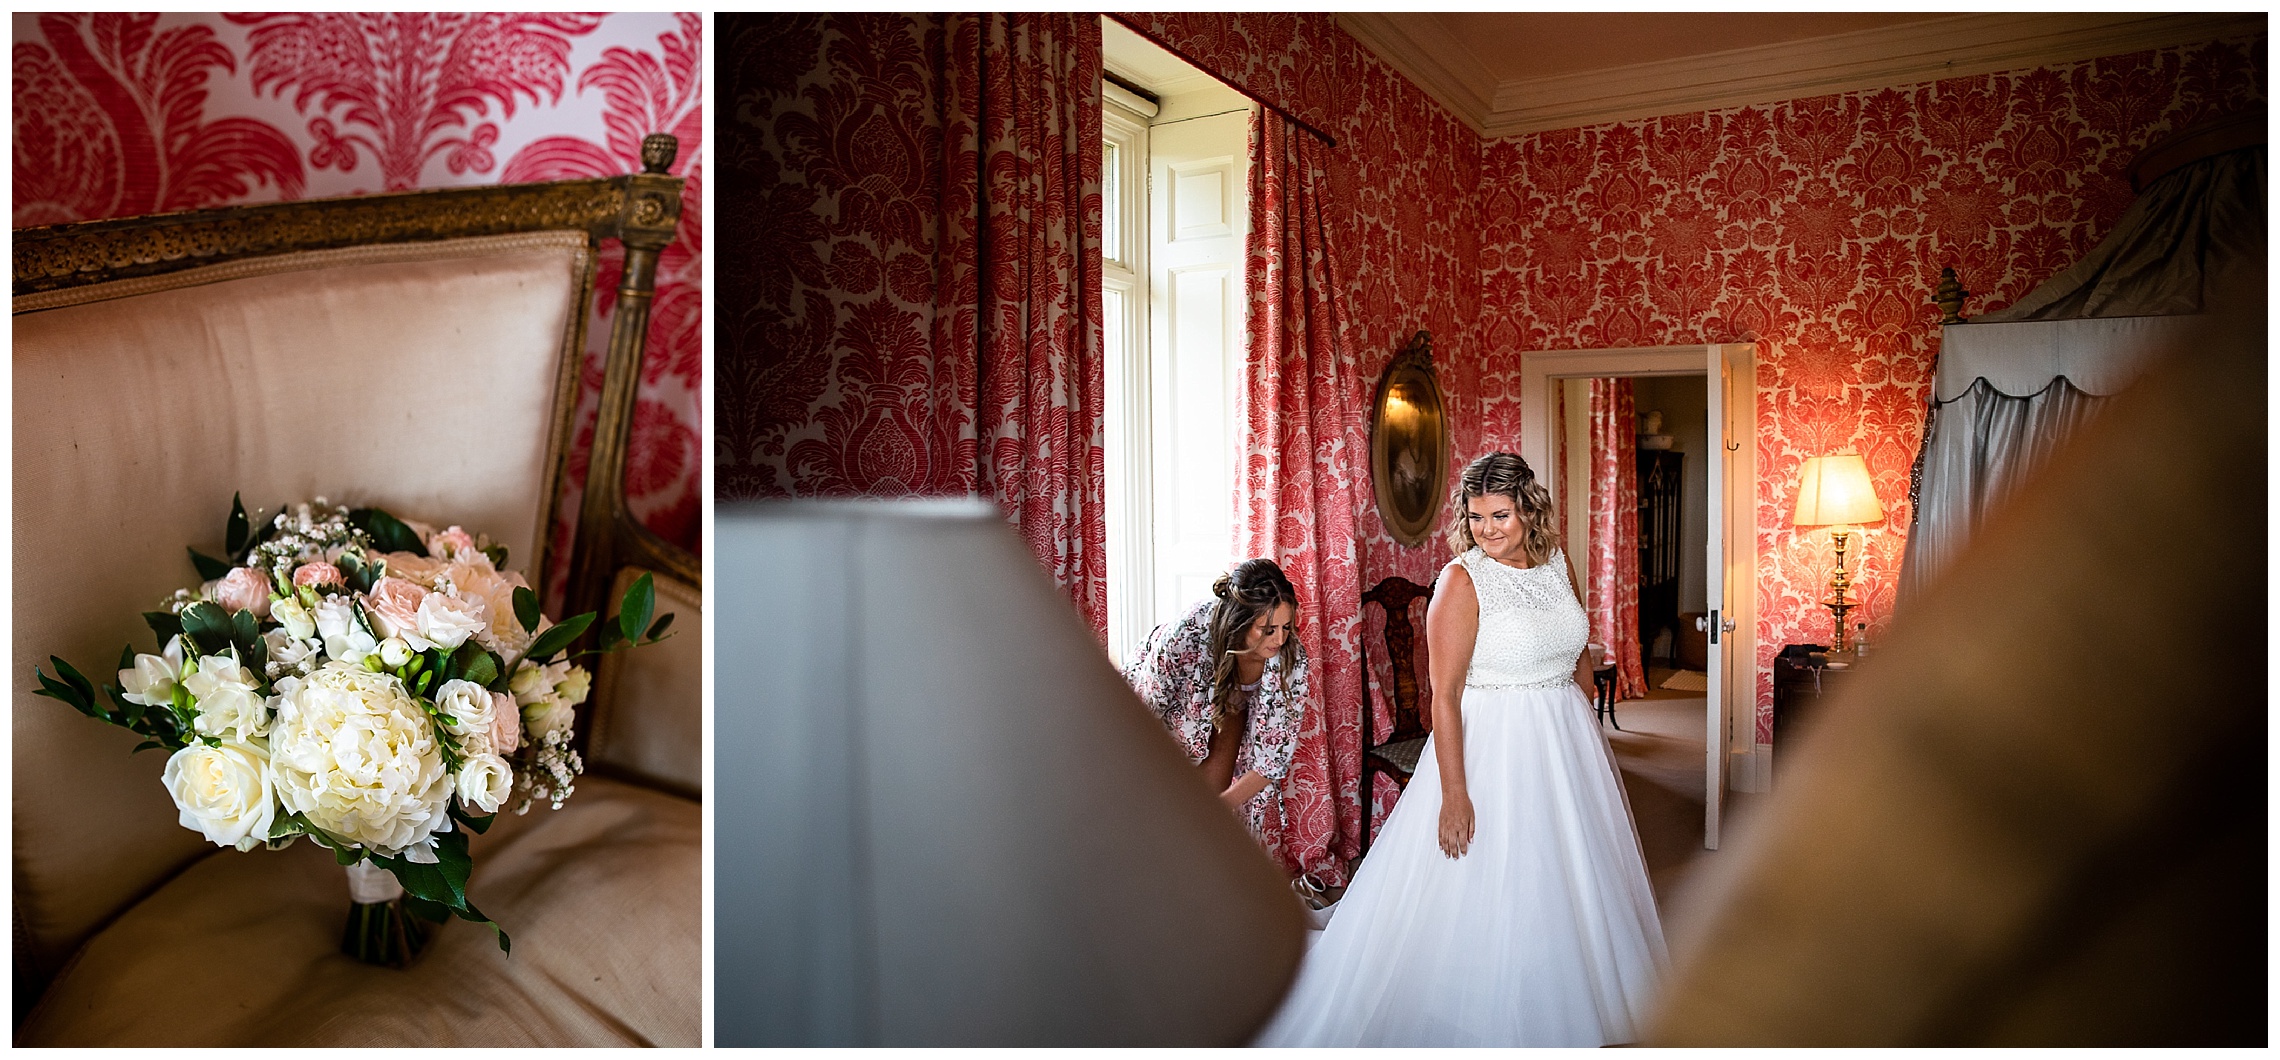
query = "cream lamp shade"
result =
(1792, 453, 1885, 527)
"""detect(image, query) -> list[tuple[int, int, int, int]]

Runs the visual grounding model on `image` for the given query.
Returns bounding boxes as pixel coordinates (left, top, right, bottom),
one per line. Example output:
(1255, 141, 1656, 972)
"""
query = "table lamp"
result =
(1791, 453, 1883, 653)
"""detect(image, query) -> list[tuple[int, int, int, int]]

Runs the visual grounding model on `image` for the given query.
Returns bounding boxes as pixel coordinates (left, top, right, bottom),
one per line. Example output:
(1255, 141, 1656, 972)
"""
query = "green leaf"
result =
(453, 644, 498, 690)
(334, 843, 364, 867)
(600, 621, 625, 650)
(179, 602, 233, 657)
(188, 547, 232, 581)
(142, 611, 184, 646)
(616, 573, 655, 649)
(226, 492, 251, 556)
(106, 681, 144, 728)
(483, 544, 509, 568)
(132, 741, 164, 754)
(523, 612, 594, 663)
(450, 803, 496, 836)
(402, 893, 453, 924)
(645, 612, 676, 641)
(33, 662, 97, 718)
(349, 507, 427, 556)
(512, 586, 541, 634)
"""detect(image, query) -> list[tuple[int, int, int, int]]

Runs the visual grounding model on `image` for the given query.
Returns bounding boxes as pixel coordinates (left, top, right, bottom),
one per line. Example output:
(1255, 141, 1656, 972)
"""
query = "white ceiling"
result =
(1339, 12, 2267, 137)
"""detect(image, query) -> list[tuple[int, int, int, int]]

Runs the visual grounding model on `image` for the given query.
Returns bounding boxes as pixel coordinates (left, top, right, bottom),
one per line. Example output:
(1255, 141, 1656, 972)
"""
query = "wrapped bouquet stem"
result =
(34, 497, 673, 966)
(342, 860, 431, 967)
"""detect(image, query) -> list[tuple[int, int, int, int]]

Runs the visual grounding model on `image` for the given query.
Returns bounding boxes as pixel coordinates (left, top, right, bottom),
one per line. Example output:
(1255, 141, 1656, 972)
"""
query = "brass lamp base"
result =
(1825, 527, 1857, 654)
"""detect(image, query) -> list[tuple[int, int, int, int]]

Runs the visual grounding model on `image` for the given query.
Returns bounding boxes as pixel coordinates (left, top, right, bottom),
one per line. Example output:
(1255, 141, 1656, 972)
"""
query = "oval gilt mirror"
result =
(1369, 330, 1449, 548)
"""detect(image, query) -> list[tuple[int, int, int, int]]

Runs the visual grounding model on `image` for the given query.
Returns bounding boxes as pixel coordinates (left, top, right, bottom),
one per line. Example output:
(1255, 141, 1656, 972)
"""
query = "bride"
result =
(1256, 452, 1667, 1047)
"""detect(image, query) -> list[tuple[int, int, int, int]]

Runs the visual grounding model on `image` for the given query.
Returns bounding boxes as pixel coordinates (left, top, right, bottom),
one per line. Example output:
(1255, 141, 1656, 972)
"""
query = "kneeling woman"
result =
(1123, 559, 1306, 845)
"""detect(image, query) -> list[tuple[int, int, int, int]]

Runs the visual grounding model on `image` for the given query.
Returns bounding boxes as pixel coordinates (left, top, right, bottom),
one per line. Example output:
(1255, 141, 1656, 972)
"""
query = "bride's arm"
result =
(1426, 561, 1480, 858)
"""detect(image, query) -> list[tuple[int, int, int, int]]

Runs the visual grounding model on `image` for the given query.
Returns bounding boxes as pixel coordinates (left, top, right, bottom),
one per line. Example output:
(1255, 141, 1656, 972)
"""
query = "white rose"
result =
(520, 694, 576, 739)
(263, 629, 318, 674)
(119, 636, 186, 707)
(455, 753, 514, 814)
(271, 596, 317, 641)
(162, 739, 276, 851)
(434, 679, 494, 740)
(269, 663, 452, 858)
(183, 654, 269, 741)
(557, 666, 592, 707)
(413, 592, 487, 652)
(314, 597, 378, 664)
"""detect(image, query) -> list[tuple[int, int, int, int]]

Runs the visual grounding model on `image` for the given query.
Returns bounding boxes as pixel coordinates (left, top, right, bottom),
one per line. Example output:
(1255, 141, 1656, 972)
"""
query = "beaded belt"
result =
(1464, 675, 1578, 691)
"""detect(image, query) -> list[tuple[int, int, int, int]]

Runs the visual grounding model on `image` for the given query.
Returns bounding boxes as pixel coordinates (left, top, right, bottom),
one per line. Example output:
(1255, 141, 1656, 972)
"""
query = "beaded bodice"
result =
(1458, 547, 1588, 690)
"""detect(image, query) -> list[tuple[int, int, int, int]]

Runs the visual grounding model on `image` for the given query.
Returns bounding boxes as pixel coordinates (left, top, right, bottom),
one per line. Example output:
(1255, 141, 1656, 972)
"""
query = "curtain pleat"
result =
(1900, 378, 2107, 605)
(1239, 111, 1369, 887)
(1588, 378, 1648, 700)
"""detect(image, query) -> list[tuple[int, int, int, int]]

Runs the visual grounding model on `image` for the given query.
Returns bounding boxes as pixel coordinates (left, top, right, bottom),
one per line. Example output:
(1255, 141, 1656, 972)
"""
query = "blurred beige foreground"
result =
(1650, 295, 2264, 1045)
(719, 499, 1305, 1046)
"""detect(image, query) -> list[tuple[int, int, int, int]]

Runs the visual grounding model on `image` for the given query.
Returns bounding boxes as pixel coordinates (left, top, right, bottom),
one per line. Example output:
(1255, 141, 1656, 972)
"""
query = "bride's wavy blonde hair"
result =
(1445, 452, 1560, 565)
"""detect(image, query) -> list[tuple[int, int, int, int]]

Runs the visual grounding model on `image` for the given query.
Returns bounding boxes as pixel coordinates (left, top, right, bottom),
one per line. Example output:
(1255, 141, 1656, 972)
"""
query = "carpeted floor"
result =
(1603, 665, 1761, 932)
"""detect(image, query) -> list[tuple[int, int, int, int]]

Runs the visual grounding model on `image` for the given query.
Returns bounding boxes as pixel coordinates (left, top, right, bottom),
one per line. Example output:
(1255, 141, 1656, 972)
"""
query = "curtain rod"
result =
(1103, 14, 1339, 149)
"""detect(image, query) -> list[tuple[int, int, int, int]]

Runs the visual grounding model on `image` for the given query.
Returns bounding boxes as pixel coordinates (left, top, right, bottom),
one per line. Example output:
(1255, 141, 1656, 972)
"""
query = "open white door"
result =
(1702, 350, 1730, 850)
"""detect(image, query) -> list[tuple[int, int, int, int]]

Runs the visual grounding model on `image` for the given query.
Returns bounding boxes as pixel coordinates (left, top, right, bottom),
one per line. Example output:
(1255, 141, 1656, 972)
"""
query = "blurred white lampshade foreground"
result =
(717, 499, 1304, 1046)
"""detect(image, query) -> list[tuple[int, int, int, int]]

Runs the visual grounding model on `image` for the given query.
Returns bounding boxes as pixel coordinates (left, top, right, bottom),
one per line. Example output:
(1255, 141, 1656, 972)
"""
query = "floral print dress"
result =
(1123, 598, 1308, 847)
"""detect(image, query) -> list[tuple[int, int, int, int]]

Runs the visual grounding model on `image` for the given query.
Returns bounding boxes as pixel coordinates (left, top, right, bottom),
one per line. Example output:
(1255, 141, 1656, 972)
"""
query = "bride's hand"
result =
(1438, 789, 1475, 858)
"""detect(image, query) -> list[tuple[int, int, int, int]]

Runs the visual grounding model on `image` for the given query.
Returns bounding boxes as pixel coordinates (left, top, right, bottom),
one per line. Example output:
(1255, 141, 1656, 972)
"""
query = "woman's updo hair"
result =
(1204, 559, 1300, 727)
(1445, 451, 1560, 564)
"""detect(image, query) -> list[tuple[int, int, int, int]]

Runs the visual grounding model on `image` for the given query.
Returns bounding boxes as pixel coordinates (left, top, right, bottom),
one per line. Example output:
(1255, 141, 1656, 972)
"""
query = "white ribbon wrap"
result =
(345, 860, 405, 904)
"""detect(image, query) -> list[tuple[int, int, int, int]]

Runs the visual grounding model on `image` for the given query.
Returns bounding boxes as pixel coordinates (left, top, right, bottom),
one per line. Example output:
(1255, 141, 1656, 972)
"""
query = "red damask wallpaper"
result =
(12, 12, 704, 591)
(1477, 36, 2265, 740)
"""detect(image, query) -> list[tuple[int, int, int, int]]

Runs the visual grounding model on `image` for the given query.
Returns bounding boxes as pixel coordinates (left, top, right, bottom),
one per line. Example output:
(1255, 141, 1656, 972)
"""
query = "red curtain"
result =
(1588, 378, 1648, 699)
(735, 14, 1105, 634)
(1239, 111, 1369, 887)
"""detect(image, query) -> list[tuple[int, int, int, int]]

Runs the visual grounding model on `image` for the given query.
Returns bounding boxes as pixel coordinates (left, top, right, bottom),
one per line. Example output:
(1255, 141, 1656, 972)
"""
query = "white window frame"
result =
(1102, 87, 1154, 665)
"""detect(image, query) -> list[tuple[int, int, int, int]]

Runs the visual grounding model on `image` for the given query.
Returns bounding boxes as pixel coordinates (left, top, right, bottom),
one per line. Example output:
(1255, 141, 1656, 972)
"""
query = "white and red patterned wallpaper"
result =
(12, 12, 704, 590)
(1477, 37, 2264, 740)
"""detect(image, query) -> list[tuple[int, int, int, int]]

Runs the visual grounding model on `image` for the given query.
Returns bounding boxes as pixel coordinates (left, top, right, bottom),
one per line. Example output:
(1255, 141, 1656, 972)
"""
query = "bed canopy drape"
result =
(1899, 111, 2265, 607)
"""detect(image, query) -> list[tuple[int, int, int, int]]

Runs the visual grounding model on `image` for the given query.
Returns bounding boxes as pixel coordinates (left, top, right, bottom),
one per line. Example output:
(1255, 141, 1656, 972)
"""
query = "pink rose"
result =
(429, 526, 479, 561)
(489, 691, 522, 755)
(363, 576, 429, 641)
(211, 567, 273, 618)
(292, 562, 343, 588)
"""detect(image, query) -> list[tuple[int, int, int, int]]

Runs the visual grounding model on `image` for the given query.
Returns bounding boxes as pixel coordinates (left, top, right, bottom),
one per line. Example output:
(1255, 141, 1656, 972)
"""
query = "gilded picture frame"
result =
(1369, 330, 1449, 548)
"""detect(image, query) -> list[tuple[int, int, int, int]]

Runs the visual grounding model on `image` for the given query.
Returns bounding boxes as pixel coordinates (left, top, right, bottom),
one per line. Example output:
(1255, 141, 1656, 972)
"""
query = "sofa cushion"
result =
(16, 775, 697, 1046)
(13, 233, 589, 975)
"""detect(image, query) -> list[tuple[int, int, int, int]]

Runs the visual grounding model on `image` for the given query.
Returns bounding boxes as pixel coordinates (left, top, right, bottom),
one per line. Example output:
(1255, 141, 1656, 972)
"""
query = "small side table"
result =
(1592, 664, 1621, 730)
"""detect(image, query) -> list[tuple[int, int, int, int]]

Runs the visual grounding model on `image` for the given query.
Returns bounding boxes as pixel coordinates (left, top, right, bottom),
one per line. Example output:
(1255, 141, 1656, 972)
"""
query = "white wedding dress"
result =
(1255, 547, 1667, 1047)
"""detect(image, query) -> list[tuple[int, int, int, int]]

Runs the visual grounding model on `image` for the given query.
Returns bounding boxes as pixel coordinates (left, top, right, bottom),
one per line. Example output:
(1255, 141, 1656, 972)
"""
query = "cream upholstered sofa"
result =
(12, 139, 701, 1045)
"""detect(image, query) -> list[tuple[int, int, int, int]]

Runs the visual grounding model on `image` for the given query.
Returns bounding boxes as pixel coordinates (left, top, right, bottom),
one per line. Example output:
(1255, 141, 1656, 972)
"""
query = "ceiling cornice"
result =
(1340, 12, 2268, 140)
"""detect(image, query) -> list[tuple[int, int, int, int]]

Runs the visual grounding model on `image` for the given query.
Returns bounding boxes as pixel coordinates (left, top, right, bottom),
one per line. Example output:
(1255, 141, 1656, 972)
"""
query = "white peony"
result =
(412, 592, 487, 652)
(314, 597, 378, 664)
(434, 679, 495, 754)
(455, 753, 514, 814)
(119, 636, 186, 707)
(268, 663, 452, 859)
(183, 654, 269, 741)
(162, 739, 276, 851)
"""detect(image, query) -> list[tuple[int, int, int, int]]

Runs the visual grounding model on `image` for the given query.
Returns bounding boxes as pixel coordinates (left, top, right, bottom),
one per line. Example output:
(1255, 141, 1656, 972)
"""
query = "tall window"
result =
(1101, 73, 1253, 665)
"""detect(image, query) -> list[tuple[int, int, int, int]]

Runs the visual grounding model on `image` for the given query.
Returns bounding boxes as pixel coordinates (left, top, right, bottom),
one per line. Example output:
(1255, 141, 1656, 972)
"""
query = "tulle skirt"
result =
(1254, 682, 1667, 1047)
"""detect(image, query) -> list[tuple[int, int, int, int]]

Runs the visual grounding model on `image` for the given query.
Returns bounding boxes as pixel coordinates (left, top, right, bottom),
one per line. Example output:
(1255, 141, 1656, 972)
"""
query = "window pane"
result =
(1102, 140, 1120, 263)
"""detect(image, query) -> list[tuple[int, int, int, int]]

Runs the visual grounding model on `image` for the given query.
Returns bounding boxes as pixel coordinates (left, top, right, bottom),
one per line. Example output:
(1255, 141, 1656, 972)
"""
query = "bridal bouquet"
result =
(33, 497, 672, 963)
